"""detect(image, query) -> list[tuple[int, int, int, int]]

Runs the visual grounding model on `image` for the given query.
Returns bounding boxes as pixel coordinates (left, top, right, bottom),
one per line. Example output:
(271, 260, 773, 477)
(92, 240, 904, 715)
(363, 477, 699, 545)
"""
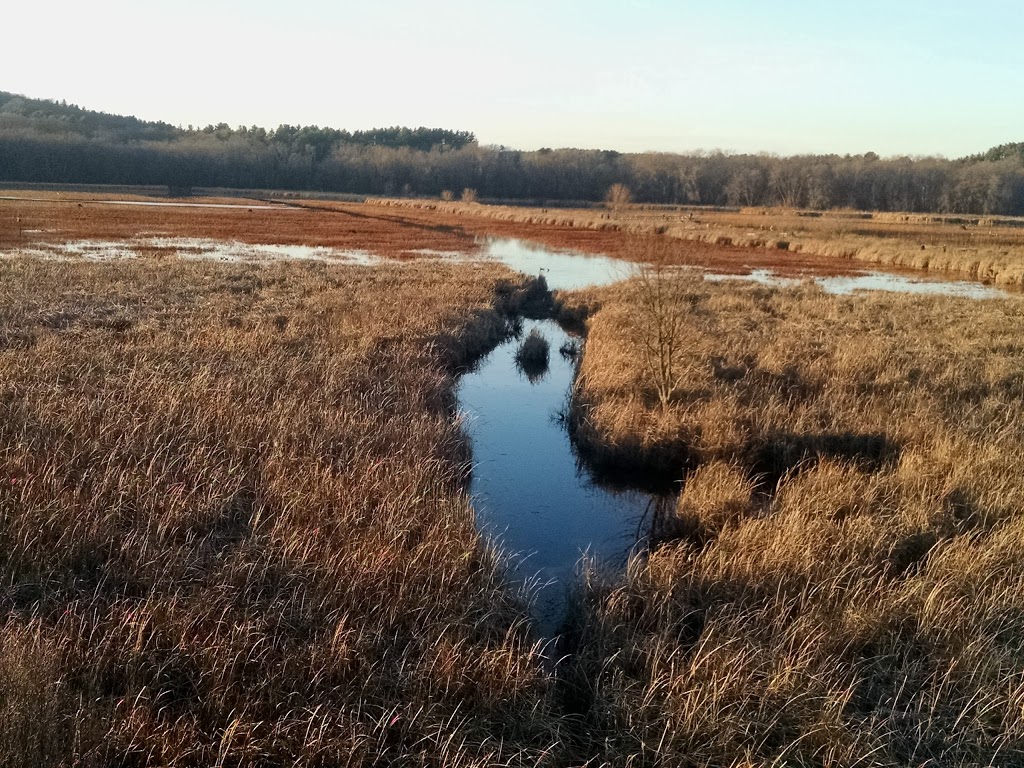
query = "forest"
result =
(2, 90, 1023, 214)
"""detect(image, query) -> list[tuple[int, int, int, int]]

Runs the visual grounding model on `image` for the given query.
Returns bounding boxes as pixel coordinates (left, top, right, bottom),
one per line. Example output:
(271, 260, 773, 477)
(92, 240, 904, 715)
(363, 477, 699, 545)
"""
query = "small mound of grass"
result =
(515, 328, 550, 382)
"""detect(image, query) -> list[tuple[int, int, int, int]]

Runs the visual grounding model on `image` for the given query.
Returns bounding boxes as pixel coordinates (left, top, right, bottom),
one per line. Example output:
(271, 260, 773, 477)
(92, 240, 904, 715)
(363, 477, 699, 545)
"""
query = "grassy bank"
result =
(0, 258, 564, 766)
(561, 270, 1024, 764)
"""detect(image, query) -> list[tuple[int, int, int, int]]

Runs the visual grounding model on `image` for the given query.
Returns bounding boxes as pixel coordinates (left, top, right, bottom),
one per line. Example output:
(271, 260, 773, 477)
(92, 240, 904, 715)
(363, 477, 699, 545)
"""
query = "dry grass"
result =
(0, 256, 566, 766)
(6, 193, 1024, 765)
(561, 256, 1024, 764)
(514, 329, 551, 384)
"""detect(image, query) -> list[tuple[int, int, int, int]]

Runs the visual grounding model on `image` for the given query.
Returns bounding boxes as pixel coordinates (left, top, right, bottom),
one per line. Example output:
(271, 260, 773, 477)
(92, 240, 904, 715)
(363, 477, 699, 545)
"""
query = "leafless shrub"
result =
(605, 183, 632, 212)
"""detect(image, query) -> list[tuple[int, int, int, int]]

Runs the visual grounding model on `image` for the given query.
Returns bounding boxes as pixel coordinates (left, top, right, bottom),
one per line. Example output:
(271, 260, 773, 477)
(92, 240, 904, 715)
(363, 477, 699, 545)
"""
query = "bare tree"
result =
(605, 183, 632, 212)
(629, 245, 698, 410)
(460, 188, 478, 203)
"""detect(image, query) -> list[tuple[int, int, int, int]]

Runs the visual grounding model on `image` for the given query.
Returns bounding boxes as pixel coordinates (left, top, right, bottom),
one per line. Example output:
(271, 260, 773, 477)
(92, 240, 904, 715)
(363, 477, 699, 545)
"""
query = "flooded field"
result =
(3, 226, 1012, 300)
(0, 195, 291, 210)
(476, 237, 1011, 297)
(2, 236, 385, 264)
(703, 266, 1009, 299)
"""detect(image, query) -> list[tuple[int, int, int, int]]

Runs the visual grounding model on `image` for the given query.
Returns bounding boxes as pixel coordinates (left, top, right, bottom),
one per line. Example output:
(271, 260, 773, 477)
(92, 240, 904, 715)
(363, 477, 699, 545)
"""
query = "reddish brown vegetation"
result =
(2, 193, 869, 277)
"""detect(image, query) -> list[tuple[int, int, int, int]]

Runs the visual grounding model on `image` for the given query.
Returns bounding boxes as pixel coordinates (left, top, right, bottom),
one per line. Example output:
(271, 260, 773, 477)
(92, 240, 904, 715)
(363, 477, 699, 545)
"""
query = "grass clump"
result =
(514, 328, 550, 383)
(658, 460, 755, 545)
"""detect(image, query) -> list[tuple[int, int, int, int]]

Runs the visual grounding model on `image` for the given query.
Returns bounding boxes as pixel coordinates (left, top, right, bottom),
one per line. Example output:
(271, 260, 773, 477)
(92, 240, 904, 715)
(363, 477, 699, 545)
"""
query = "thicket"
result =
(2, 91, 1024, 214)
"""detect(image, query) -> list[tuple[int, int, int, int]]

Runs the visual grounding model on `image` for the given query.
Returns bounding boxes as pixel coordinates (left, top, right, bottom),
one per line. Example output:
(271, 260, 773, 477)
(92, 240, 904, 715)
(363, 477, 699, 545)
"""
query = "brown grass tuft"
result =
(662, 461, 755, 545)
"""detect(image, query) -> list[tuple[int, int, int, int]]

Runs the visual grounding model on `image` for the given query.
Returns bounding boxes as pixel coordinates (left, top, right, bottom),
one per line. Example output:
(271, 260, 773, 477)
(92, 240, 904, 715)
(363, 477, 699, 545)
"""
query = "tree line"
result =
(2, 91, 1023, 214)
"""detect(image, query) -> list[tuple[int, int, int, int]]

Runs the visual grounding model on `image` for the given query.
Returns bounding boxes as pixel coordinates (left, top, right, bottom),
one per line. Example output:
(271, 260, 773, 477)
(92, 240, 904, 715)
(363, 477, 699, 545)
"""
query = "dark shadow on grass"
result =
(746, 431, 901, 493)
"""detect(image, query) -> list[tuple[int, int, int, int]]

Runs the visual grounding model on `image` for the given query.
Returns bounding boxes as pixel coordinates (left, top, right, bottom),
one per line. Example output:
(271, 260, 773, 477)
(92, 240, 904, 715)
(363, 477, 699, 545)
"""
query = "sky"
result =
(3, 0, 1021, 157)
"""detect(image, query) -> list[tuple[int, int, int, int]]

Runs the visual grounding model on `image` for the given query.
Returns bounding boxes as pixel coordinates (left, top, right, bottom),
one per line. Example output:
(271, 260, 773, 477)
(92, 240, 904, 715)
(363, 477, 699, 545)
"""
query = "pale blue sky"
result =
(4, 0, 1021, 156)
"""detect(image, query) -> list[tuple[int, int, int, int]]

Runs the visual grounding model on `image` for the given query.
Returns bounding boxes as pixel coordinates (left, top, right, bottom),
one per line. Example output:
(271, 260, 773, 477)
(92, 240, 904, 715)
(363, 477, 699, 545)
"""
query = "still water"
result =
(457, 319, 660, 633)
(704, 267, 1007, 299)
(475, 237, 1010, 298)
(477, 238, 636, 290)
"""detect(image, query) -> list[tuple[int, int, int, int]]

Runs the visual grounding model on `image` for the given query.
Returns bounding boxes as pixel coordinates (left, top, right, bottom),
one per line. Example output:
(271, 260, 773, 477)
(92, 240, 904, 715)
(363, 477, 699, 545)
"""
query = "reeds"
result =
(559, 262, 1024, 764)
(0, 257, 564, 765)
(514, 329, 550, 383)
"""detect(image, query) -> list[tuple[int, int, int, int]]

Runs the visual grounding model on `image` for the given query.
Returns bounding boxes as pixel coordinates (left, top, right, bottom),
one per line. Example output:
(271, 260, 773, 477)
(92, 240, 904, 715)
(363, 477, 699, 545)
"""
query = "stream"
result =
(458, 237, 1012, 634)
(457, 318, 662, 633)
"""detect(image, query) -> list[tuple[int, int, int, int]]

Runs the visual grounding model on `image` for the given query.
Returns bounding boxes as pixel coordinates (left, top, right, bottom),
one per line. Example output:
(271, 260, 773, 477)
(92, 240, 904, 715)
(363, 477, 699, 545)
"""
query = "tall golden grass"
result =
(560, 252, 1024, 764)
(6, 214, 1024, 764)
(0, 257, 564, 765)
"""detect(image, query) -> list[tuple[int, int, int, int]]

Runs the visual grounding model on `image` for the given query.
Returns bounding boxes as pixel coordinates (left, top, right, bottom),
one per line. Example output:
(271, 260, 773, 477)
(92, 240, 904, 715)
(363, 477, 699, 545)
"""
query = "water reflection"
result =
(514, 329, 551, 384)
(704, 267, 1008, 299)
(0, 195, 291, 211)
(4, 236, 383, 265)
(477, 237, 636, 291)
(458, 319, 663, 633)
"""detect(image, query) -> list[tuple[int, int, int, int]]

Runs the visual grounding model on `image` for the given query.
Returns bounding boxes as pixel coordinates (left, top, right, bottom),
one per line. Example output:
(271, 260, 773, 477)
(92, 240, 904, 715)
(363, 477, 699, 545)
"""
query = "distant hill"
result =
(0, 91, 181, 142)
(0, 91, 476, 151)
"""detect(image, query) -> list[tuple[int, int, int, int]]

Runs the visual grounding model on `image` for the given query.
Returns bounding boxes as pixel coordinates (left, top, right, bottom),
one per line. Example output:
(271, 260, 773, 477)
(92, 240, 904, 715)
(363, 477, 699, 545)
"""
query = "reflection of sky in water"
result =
(704, 268, 1008, 298)
(103, 201, 289, 209)
(2, 237, 382, 265)
(458, 319, 658, 634)
(7, 240, 139, 261)
(476, 237, 636, 290)
(0, 195, 292, 210)
(144, 238, 380, 264)
(817, 272, 1006, 298)
(474, 238, 1009, 298)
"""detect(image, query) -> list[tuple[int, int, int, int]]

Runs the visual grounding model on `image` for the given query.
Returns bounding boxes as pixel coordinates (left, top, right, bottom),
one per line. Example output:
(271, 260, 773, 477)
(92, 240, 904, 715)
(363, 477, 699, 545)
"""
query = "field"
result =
(0, 192, 871, 278)
(0, 254, 571, 765)
(2, 191, 1024, 765)
(565, 266, 1024, 764)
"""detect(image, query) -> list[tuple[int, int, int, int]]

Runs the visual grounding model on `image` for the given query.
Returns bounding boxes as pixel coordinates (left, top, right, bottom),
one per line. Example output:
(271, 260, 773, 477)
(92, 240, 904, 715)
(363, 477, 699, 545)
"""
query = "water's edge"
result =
(457, 317, 671, 634)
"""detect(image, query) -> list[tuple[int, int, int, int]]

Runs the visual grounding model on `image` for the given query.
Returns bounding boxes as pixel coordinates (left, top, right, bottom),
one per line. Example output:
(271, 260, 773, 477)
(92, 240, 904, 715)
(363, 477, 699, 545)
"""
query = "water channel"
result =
(458, 237, 1011, 634)
(458, 318, 660, 633)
